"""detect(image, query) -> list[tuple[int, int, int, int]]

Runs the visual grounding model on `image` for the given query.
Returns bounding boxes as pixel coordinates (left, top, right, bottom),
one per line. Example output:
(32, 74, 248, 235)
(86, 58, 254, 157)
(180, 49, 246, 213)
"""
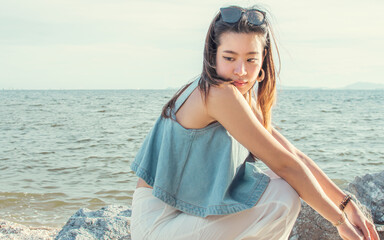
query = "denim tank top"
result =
(130, 77, 271, 217)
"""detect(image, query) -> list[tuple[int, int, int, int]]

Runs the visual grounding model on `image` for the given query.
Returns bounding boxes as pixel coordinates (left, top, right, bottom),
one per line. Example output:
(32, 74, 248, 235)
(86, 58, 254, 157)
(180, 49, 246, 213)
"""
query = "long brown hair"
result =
(162, 5, 281, 133)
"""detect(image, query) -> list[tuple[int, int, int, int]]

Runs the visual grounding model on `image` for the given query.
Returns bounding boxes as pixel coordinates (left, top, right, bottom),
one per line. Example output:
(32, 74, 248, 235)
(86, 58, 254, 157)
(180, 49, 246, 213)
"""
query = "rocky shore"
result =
(1, 171, 383, 240)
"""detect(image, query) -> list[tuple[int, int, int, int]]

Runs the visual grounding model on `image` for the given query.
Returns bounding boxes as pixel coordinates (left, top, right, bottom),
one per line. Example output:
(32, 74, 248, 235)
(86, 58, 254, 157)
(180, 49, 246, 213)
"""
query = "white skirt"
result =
(131, 169, 301, 240)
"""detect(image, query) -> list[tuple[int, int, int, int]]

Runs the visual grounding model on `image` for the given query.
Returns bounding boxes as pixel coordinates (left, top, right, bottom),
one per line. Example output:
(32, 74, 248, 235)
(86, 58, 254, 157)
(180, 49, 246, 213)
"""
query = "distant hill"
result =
(278, 82, 384, 90)
(343, 82, 384, 90)
(279, 85, 313, 90)
(278, 85, 328, 90)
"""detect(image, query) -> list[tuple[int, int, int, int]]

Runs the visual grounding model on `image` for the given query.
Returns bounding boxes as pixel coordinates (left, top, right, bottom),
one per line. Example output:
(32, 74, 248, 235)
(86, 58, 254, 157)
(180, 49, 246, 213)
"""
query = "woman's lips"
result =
(233, 81, 247, 87)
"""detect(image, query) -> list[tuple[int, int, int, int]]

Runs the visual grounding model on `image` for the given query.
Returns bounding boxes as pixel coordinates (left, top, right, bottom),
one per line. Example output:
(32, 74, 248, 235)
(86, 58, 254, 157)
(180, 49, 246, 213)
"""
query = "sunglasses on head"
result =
(220, 6, 266, 26)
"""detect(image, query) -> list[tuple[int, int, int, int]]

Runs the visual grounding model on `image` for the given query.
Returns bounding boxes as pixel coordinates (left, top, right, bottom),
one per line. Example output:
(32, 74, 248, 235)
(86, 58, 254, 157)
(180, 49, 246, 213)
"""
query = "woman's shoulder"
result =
(175, 82, 244, 129)
(205, 82, 242, 107)
(206, 82, 238, 97)
(205, 83, 247, 114)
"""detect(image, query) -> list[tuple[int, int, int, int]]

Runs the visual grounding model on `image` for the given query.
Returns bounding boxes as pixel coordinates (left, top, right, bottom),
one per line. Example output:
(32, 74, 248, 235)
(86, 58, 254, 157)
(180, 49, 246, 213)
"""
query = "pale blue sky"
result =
(1, 0, 383, 89)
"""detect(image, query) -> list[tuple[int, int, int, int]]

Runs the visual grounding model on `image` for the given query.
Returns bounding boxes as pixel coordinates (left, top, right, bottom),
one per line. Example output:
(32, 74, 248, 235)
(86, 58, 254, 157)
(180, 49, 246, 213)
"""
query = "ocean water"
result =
(0, 88, 383, 228)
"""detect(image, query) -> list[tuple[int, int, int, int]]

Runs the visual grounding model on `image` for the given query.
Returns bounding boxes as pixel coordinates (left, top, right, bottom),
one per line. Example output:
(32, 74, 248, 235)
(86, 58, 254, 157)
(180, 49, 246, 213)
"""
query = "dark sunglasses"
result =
(220, 6, 266, 26)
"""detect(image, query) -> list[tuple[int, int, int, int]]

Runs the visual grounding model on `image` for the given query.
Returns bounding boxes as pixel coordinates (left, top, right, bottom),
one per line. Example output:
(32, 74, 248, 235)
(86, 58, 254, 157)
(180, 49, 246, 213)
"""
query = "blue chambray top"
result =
(130, 77, 270, 217)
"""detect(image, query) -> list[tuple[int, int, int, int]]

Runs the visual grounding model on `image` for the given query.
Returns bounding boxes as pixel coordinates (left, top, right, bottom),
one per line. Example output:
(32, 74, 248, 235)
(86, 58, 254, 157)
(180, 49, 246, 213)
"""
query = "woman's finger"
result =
(367, 221, 380, 240)
(356, 221, 370, 240)
(352, 222, 370, 240)
(351, 223, 364, 238)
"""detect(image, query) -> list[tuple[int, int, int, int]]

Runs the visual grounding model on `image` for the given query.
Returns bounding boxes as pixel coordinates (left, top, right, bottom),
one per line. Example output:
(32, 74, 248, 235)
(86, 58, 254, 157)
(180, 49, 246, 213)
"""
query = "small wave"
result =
(330, 178, 349, 188)
(337, 152, 351, 156)
(0, 191, 68, 200)
(101, 131, 114, 135)
(38, 151, 55, 155)
(363, 162, 383, 166)
(111, 171, 129, 176)
(40, 200, 72, 208)
(21, 179, 34, 182)
(76, 138, 92, 143)
(320, 110, 342, 114)
(7, 103, 23, 106)
(293, 136, 307, 142)
(66, 146, 84, 150)
(116, 180, 130, 183)
(95, 190, 121, 195)
(86, 198, 105, 205)
(51, 124, 64, 127)
(47, 166, 79, 172)
(341, 159, 355, 162)
(102, 195, 131, 201)
(84, 156, 103, 160)
(42, 186, 59, 189)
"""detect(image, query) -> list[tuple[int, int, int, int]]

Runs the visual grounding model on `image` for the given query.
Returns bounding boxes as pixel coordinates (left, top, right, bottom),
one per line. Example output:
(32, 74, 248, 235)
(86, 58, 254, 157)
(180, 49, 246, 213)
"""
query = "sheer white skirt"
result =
(131, 169, 301, 240)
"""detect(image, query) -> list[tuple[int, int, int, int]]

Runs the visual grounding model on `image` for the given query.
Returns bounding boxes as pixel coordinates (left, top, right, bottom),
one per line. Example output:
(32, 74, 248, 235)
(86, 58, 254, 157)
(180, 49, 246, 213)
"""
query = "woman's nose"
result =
(234, 61, 247, 76)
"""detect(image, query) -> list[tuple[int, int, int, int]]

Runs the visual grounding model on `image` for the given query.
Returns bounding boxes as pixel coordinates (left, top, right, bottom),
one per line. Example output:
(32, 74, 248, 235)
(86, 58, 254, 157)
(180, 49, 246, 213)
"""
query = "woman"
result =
(130, 5, 379, 240)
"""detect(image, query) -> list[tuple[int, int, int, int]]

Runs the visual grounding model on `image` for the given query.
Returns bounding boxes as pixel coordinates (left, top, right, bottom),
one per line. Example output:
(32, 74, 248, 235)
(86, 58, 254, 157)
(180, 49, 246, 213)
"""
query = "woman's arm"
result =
(272, 126, 347, 204)
(205, 84, 345, 226)
(251, 99, 379, 240)
(250, 99, 346, 206)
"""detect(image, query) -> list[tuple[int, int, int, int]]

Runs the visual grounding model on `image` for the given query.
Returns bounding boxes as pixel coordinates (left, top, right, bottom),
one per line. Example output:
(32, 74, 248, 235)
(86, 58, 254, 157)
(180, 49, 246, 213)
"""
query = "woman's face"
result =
(216, 32, 265, 96)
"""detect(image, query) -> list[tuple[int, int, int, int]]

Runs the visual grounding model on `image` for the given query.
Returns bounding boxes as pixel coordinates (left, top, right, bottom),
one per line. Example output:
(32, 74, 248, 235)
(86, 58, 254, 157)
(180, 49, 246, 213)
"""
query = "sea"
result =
(0, 87, 383, 228)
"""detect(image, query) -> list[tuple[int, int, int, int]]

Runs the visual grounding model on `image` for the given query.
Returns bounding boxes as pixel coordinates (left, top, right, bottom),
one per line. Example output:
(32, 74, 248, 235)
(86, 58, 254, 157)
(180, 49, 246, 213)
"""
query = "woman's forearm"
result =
(271, 127, 347, 206)
(253, 105, 348, 209)
(276, 155, 344, 225)
(295, 149, 347, 207)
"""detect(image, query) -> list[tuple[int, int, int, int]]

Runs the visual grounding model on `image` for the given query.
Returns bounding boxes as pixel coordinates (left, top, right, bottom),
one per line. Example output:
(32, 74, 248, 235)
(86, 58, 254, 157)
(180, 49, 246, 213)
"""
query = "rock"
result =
(55, 205, 131, 240)
(289, 170, 384, 240)
(346, 171, 384, 224)
(288, 196, 379, 240)
(289, 200, 338, 240)
(0, 219, 59, 240)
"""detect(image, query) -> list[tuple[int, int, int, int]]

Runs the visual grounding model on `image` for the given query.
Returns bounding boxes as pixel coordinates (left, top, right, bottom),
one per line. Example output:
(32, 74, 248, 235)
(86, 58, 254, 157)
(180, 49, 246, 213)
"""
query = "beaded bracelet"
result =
(339, 194, 352, 211)
(333, 211, 347, 227)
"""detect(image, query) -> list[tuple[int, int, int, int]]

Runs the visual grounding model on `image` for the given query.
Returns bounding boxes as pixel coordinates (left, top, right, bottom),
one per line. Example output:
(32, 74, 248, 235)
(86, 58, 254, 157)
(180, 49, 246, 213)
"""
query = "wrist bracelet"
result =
(333, 212, 346, 227)
(339, 194, 352, 211)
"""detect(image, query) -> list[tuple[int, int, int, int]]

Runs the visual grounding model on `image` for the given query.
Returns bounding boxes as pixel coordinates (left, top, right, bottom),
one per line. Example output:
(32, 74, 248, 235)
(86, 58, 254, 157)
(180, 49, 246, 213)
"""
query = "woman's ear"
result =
(256, 69, 265, 82)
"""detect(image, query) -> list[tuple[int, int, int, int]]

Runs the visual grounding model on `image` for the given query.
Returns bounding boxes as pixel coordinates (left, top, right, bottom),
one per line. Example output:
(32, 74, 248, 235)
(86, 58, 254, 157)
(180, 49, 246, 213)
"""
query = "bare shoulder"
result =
(206, 82, 239, 99)
(205, 83, 244, 112)
(205, 83, 259, 130)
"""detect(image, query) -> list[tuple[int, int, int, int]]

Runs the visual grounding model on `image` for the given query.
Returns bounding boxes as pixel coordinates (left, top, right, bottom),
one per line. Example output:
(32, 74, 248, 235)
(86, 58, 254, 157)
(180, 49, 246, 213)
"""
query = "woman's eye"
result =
(248, 58, 258, 63)
(223, 56, 234, 61)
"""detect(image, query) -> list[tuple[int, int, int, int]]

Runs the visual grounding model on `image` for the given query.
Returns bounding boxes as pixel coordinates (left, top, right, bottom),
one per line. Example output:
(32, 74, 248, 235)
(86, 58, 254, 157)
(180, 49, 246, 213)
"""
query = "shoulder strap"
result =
(173, 76, 200, 115)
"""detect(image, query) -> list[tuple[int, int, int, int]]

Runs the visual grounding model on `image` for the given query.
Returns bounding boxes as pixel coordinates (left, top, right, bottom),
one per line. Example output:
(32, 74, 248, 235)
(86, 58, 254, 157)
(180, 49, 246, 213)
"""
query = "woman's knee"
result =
(274, 178, 301, 213)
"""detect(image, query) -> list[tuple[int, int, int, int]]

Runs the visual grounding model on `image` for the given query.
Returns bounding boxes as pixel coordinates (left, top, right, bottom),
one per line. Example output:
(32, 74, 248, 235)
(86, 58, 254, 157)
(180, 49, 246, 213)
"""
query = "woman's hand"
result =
(343, 201, 380, 240)
(337, 218, 364, 240)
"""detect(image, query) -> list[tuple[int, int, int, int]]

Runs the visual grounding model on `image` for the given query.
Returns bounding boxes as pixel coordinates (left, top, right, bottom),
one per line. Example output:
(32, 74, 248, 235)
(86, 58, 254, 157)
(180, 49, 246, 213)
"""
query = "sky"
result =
(1, 0, 383, 90)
